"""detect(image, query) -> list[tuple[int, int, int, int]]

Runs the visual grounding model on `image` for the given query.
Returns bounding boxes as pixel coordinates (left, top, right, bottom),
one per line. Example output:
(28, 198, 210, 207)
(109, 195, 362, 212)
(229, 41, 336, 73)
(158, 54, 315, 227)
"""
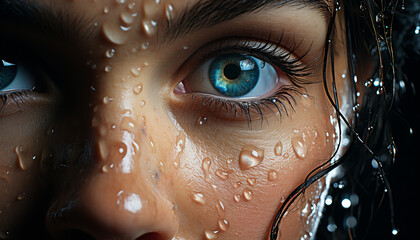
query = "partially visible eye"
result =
(0, 58, 36, 94)
(176, 53, 283, 100)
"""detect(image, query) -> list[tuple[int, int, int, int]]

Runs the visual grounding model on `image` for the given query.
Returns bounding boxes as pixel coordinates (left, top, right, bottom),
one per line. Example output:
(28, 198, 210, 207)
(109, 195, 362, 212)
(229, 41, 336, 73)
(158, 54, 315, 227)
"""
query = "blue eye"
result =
(179, 53, 280, 100)
(0, 59, 17, 90)
(209, 54, 259, 97)
(0, 59, 36, 93)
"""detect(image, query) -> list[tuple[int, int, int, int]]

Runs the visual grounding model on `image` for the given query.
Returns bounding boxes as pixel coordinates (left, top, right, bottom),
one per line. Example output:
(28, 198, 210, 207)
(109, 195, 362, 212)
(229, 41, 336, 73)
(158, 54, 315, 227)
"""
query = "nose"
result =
(45, 108, 178, 240)
(46, 172, 177, 240)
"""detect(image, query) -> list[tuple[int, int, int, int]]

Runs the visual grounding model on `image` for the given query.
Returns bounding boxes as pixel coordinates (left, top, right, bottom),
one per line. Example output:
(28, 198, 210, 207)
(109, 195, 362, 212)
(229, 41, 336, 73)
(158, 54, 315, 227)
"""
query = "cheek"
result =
(0, 106, 52, 232)
(166, 100, 335, 239)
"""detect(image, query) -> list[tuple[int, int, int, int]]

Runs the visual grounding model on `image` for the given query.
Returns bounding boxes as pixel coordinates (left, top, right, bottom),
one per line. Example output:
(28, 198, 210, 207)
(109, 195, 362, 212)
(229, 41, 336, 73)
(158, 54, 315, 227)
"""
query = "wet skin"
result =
(0, 0, 352, 239)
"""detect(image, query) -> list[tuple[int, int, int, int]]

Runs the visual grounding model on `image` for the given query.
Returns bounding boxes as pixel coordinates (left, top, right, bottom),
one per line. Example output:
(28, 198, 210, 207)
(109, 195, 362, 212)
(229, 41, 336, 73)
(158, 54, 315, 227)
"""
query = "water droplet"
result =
(104, 65, 112, 72)
(376, 87, 384, 95)
(268, 170, 278, 181)
(141, 42, 150, 50)
(215, 169, 229, 180)
(218, 219, 230, 232)
(15, 145, 30, 170)
(142, 19, 157, 37)
(197, 116, 208, 126)
(105, 48, 115, 58)
(97, 139, 109, 161)
(204, 230, 219, 240)
(375, 14, 382, 22)
(274, 141, 283, 156)
(102, 20, 130, 45)
(202, 158, 212, 180)
(116, 0, 126, 4)
(46, 127, 55, 136)
(101, 164, 110, 173)
(247, 178, 256, 186)
(140, 100, 146, 107)
(120, 12, 136, 25)
(291, 137, 307, 159)
(243, 189, 253, 201)
(191, 192, 206, 205)
(128, 2, 136, 10)
(392, 228, 399, 235)
(183, 45, 189, 50)
(233, 194, 241, 202)
(164, 2, 174, 20)
(103, 96, 114, 104)
(130, 67, 142, 77)
(120, 117, 136, 133)
(365, 79, 373, 88)
(133, 84, 143, 94)
(103, 6, 110, 14)
(17, 192, 27, 201)
(238, 145, 264, 170)
(233, 181, 241, 189)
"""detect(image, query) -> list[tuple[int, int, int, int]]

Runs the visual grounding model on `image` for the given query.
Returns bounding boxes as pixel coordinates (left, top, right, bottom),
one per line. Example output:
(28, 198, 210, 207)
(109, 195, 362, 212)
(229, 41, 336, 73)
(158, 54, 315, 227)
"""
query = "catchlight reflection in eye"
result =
(177, 53, 279, 100)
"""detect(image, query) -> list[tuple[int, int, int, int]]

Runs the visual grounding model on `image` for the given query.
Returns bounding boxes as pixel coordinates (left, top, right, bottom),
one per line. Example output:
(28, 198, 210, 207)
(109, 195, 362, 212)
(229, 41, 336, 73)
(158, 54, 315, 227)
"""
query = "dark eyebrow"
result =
(165, 0, 332, 40)
(0, 0, 94, 42)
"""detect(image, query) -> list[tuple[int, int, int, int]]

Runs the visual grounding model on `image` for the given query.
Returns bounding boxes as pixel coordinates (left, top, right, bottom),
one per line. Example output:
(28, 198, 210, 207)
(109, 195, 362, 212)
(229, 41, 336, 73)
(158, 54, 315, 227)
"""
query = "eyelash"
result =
(186, 36, 312, 124)
(0, 90, 33, 113)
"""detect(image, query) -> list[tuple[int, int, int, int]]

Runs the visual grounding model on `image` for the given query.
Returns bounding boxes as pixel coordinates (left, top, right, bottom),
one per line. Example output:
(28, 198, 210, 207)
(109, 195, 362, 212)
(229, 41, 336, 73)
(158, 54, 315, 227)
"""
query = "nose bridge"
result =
(46, 95, 178, 239)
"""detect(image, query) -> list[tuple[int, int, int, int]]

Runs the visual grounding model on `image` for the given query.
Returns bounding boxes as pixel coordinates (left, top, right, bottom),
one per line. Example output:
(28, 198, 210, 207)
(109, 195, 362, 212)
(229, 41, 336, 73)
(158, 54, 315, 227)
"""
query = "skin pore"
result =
(0, 0, 352, 239)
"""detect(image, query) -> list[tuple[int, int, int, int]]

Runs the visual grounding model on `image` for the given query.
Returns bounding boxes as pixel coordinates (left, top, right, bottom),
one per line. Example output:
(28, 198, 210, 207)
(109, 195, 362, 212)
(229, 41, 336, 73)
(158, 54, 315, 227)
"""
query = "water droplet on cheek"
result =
(133, 84, 143, 94)
(238, 145, 264, 170)
(204, 230, 220, 240)
(274, 141, 283, 156)
(218, 219, 230, 232)
(233, 194, 241, 202)
(191, 192, 206, 205)
(202, 158, 212, 180)
(243, 189, 254, 201)
(215, 169, 229, 180)
(291, 137, 307, 159)
(15, 146, 31, 170)
(197, 116, 208, 126)
(268, 170, 278, 181)
(105, 48, 115, 58)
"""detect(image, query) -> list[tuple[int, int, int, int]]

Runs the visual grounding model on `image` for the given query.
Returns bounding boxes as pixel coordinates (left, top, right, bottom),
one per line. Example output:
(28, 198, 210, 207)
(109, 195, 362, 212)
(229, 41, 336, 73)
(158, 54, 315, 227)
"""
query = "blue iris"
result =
(208, 54, 259, 97)
(0, 60, 17, 90)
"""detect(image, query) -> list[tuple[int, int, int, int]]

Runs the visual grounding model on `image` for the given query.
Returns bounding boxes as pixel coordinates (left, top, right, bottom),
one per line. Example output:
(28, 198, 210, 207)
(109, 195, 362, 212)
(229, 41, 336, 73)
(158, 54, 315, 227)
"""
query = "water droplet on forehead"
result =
(238, 145, 264, 170)
(142, 19, 157, 37)
(218, 219, 230, 232)
(164, 2, 174, 20)
(116, 0, 126, 4)
(130, 67, 142, 77)
(120, 11, 137, 25)
(233, 194, 241, 202)
(102, 21, 131, 45)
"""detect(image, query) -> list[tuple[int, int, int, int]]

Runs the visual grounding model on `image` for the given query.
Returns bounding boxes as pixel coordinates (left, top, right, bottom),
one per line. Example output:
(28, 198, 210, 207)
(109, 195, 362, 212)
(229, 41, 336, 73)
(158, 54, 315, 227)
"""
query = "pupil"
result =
(223, 64, 241, 80)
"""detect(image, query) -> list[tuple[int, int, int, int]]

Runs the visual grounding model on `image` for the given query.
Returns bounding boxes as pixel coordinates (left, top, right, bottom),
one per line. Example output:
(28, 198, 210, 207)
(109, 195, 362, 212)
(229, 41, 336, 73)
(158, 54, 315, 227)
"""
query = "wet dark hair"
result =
(269, 0, 419, 239)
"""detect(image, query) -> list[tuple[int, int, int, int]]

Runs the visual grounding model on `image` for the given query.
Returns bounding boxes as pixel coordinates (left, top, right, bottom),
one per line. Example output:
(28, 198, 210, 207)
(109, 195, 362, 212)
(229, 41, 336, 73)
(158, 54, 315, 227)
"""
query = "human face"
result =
(0, 0, 350, 239)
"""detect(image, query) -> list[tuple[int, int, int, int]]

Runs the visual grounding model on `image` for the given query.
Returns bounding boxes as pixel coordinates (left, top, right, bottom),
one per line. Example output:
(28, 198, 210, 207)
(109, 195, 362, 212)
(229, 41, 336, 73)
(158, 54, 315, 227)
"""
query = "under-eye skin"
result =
(173, 37, 312, 122)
